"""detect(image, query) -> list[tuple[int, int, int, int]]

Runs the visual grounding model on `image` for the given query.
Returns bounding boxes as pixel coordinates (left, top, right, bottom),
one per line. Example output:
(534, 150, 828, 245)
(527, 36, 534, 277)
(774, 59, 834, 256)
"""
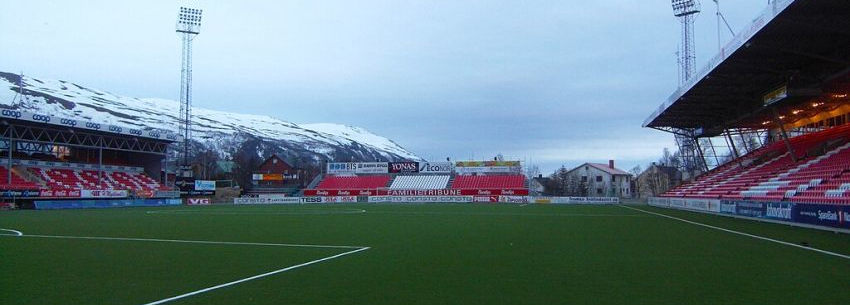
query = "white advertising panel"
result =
(235, 197, 302, 204)
(194, 180, 216, 191)
(327, 162, 389, 174)
(418, 162, 454, 173)
(498, 196, 529, 203)
(81, 189, 128, 198)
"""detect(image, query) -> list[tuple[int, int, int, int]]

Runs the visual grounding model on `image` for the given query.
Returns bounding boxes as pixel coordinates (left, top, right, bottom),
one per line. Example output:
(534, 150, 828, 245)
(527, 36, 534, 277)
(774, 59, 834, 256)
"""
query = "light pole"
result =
(176, 6, 202, 179)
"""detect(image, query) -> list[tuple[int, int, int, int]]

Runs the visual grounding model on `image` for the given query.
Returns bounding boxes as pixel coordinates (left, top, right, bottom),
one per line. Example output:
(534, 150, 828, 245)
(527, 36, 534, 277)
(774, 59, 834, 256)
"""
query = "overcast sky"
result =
(0, 0, 770, 173)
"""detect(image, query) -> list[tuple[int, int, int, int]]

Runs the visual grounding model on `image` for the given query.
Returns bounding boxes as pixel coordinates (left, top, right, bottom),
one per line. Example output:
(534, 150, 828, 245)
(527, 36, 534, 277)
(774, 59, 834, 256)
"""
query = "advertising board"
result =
(304, 189, 530, 197)
(792, 204, 848, 229)
(355, 162, 389, 174)
(234, 197, 301, 204)
(322, 196, 358, 203)
(455, 161, 520, 167)
(389, 162, 419, 173)
(1, 190, 41, 198)
(765, 202, 793, 221)
(81, 189, 128, 198)
(327, 162, 389, 174)
(684, 199, 721, 213)
(186, 198, 211, 205)
(532, 197, 552, 204)
(499, 196, 529, 203)
(735, 201, 766, 218)
(548, 197, 619, 204)
(0, 110, 181, 141)
(34, 198, 182, 210)
(720, 200, 737, 214)
(194, 180, 216, 191)
(367, 196, 473, 203)
(39, 189, 82, 198)
(154, 190, 181, 198)
(648, 197, 670, 207)
(473, 196, 498, 203)
(419, 162, 453, 173)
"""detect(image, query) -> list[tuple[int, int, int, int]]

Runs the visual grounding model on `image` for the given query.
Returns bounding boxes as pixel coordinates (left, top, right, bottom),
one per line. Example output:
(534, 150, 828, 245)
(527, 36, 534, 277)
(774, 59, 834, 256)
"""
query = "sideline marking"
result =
(363, 210, 648, 217)
(0, 228, 370, 304)
(0, 229, 364, 249)
(0, 228, 22, 236)
(141, 247, 370, 305)
(620, 205, 850, 260)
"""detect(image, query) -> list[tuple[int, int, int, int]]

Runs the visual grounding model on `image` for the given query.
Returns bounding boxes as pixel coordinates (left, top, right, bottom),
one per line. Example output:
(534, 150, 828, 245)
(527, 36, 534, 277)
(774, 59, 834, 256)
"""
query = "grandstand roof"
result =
(644, 0, 850, 136)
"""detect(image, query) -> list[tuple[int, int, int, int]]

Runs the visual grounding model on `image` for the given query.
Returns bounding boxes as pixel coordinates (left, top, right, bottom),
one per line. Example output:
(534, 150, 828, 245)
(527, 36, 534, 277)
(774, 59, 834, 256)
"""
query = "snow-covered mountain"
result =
(0, 71, 420, 164)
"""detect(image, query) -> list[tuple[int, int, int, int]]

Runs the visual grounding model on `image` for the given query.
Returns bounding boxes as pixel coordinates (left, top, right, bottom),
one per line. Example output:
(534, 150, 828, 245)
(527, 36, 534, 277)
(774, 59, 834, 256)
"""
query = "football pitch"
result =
(1, 203, 848, 305)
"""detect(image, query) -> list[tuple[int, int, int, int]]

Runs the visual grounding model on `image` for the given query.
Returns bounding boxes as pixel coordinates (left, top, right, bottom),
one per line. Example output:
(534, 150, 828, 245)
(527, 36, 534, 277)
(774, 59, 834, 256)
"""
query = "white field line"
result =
(141, 246, 370, 305)
(619, 205, 850, 260)
(0, 228, 22, 236)
(0, 228, 371, 304)
(363, 210, 649, 217)
(0, 229, 365, 249)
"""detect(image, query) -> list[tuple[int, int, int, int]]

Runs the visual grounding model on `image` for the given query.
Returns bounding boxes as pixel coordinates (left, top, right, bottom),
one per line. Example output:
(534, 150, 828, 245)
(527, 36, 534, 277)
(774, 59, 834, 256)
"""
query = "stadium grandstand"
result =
(646, 0, 850, 206)
(0, 109, 180, 209)
(303, 161, 529, 198)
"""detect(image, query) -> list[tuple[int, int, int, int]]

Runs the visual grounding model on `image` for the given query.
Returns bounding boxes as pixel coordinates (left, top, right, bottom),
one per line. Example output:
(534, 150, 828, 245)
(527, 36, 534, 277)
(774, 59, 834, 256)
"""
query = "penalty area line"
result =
(619, 205, 850, 260)
(0, 228, 23, 236)
(141, 246, 370, 305)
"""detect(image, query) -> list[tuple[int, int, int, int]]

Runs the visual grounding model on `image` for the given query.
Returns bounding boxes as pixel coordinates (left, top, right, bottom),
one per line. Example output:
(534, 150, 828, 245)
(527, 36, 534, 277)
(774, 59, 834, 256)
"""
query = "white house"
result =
(565, 160, 632, 198)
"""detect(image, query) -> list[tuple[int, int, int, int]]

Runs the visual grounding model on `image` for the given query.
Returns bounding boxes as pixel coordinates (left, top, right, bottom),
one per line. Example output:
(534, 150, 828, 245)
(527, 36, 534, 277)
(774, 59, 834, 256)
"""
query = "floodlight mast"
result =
(672, 0, 700, 84)
(176, 7, 202, 179)
(671, 0, 708, 175)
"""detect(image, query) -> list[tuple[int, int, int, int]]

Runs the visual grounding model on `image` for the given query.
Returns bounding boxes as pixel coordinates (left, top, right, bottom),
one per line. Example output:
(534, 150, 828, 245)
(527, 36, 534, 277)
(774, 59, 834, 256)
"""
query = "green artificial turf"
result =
(1, 203, 848, 305)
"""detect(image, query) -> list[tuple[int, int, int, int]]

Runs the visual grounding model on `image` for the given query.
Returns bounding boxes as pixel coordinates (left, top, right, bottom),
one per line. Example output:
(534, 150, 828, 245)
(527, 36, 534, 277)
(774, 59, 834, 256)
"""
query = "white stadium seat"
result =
(389, 175, 450, 190)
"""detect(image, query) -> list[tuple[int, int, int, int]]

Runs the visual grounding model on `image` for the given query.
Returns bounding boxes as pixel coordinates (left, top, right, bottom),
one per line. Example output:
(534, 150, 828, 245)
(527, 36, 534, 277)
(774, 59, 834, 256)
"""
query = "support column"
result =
(772, 108, 797, 163)
(693, 138, 709, 173)
(724, 130, 742, 167)
(7, 135, 12, 187)
(99, 143, 103, 188)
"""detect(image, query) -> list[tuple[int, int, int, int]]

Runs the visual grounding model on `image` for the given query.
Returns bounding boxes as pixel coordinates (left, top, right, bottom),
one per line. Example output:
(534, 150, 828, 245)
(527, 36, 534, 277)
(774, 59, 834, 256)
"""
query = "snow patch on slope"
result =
(0, 71, 420, 161)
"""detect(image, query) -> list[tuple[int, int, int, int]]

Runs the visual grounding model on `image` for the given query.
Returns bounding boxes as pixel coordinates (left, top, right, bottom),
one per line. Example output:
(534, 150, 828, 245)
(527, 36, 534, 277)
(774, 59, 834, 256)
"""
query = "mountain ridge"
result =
(0, 71, 420, 164)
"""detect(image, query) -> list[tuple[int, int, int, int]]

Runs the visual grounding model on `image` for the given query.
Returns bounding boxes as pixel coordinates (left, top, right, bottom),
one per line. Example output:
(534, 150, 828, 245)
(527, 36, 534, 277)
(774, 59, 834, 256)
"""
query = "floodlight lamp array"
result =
(672, 0, 700, 17)
(176, 7, 202, 34)
(177, 7, 202, 27)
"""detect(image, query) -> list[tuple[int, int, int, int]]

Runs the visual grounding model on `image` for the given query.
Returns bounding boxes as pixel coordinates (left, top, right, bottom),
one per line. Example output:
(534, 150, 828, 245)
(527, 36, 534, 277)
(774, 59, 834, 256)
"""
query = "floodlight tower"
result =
(671, 0, 707, 174)
(673, 0, 700, 84)
(176, 6, 202, 178)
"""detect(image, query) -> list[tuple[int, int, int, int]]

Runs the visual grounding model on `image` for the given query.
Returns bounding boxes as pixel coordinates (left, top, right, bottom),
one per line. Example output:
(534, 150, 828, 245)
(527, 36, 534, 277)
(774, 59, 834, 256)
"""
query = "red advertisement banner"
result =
(39, 189, 82, 198)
